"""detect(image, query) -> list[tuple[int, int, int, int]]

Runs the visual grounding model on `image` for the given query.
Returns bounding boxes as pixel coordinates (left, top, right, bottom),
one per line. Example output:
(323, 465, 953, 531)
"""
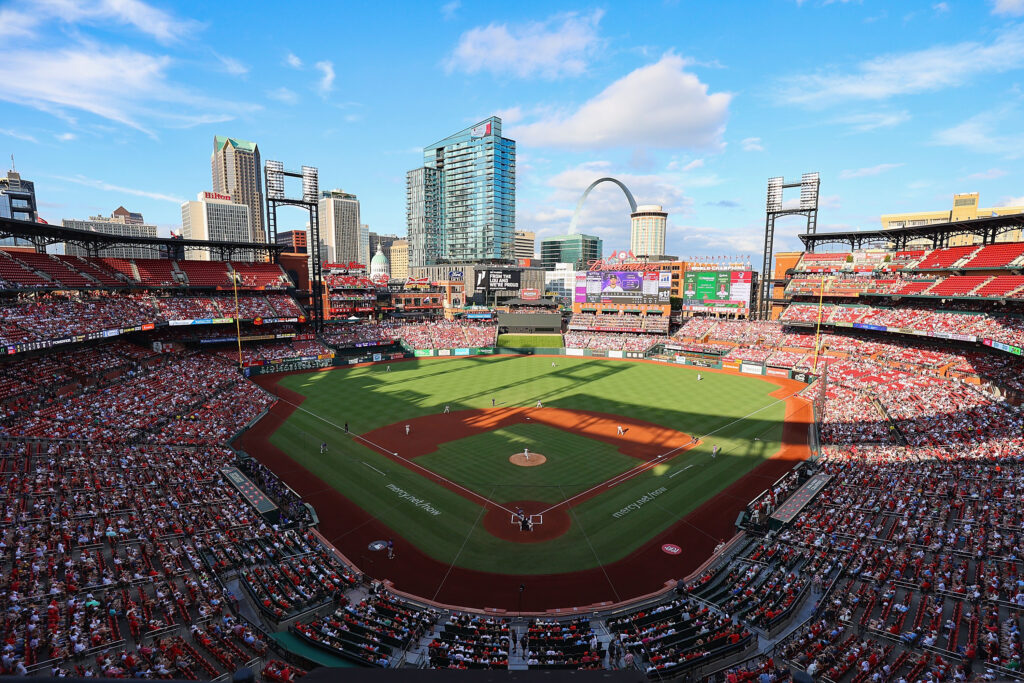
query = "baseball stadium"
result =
(0, 198, 1023, 683)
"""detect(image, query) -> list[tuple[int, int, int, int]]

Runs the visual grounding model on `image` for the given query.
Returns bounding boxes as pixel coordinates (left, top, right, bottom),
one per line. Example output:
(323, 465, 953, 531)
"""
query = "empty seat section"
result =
(0, 251, 49, 287)
(975, 275, 1024, 297)
(178, 261, 230, 287)
(62, 256, 125, 286)
(230, 262, 290, 287)
(926, 275, 989, 296)
(960, 241, 1024, 269)
(11, 252, 91, 287)
(134, 259, 178, 286)
(914, 245, 978, 269)
(100, 258, 139, 282)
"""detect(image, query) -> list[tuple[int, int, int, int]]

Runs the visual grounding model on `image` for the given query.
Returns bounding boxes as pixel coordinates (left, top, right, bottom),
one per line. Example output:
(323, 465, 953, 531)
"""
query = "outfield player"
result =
(443, 405, 450, 414)
(697, 373, 703, 381)
(535, 400, 542, 408)
(712, 444, 719, 458)
(405, 424, 411, 436)
(320, 441, 328, 454)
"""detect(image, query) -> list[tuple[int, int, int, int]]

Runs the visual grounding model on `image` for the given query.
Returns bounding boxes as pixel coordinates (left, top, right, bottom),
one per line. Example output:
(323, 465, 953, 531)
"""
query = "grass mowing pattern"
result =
(497, 334, 564, 348)
(269, 356, 789, 575)
(417, 423, 639, 504)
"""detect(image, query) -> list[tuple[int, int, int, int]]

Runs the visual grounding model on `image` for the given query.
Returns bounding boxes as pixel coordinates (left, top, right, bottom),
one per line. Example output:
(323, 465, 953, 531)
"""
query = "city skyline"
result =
(0, 0, 1022, 260)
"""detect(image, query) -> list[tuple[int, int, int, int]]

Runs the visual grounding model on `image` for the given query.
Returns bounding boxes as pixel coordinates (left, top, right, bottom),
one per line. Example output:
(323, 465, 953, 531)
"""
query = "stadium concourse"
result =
(0, 245, 1020, 681)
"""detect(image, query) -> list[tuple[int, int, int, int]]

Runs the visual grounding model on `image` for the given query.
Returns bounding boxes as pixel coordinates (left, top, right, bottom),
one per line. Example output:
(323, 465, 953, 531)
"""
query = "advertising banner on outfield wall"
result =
(740, 362, 763, 375)
(414, 349, 434, 357)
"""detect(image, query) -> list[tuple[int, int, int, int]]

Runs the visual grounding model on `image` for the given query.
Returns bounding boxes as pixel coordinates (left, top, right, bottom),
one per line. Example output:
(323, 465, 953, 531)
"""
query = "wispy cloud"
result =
(932, 107, 1024, 158)
(54, 132, 75, 142)
(510, 53, 731, 151)
(966, 168, 1007, 180)
(998, 195, 1024, 206)
(779, 28, 1024, 105)
(51, 173, 186, 203)
(446, 10, 604, 79)
(441, 0, 460, 20)
(267, 87, 298, 104)
(2, 0, 198, 44)
(315, 60, 335, 95)
(0, 128, 38, 143)
(285, 52, 302, 68)
(839, 162, 904, 178)
(741, 137, 763, 151)
(991, 0, 1024, 15)
(214, 53, 248, 76)
(0, 45, 257, 136)
(933, 2, 950, 11)
(833, 110, 910, 132)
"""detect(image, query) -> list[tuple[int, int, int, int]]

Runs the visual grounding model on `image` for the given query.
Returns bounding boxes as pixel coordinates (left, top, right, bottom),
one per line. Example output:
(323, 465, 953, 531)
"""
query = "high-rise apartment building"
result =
(211, 136, 265, 243)
(64, 209, 159, 259)
(276, 230, 308, 254)
(0, 170, 36, 222)
(180, 191, 252, 260)
(630, 205, 668, 259)
(514, 230, 536, 260)
(540, 234, 603, 270)
(319, 190, 363, 265)
(406, 116, 515, 266)
(390, 239, 409, 279)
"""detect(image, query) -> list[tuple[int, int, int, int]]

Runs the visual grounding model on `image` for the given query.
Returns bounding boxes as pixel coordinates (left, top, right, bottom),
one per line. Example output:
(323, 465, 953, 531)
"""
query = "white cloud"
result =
(0, 128, 38, 143)
(55, 132, 75, 142)
(839, 163, 904, 179)
(780, 28, 1024, 105)
(833, 110, 910, 132)
(285, 52, 302, 68)
(9, 0, 196, 44)
(681, 159, 705, 171)
(966, 168, 1008, 180)
(445, 10, 603, 79)
(932, 109, 1024, 158)
(992, 0, 1024, 15)
(933, 2, 950, 11)
(267, 87, 298, 104)
(0, 46, 256, 136)
(51, 173, 185, 203)
(493, 106, 524, 124)
(441, 0, 460, 20)
(214, 53, 248, 76)
(315, 60, 335, 95)
(998, 195, 1024, 206)
(741, 137, 763, 151)
(510, 54, 731, 151)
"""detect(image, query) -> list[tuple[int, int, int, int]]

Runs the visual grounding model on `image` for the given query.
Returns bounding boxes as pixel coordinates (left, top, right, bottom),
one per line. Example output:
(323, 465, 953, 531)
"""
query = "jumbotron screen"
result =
(681, 270, 753, 312)
(576, 270, 672, 305)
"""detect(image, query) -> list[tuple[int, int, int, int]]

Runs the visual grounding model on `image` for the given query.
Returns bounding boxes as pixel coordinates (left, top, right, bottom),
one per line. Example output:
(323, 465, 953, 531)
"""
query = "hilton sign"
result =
(203, 191, 232, 201)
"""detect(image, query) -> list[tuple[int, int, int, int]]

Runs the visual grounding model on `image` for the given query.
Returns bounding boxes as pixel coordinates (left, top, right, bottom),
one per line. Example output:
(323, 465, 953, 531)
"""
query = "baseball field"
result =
(239, 355, 811, 610)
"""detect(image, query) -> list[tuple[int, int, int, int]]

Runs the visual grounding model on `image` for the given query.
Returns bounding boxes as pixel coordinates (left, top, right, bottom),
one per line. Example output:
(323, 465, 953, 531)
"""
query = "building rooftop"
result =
(214, 136, 258, 153)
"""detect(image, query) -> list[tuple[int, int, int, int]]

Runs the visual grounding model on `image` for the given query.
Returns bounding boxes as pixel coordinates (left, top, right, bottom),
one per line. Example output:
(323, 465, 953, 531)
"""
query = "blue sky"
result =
(1, 0, 1023, 259)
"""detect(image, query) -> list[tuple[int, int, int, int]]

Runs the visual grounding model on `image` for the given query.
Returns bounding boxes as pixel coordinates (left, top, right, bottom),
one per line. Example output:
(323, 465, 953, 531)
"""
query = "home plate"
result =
(509, 452, 546, 467)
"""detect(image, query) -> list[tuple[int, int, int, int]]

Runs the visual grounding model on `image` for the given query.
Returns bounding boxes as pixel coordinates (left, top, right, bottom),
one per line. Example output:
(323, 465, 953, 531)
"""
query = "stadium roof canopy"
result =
(0, 216, 286, 261)
(799, 212, 1024, 252)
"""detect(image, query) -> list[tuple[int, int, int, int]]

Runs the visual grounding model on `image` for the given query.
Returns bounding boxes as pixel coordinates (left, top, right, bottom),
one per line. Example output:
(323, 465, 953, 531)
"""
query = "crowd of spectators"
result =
(396, 321, 496, 350)
(319, 323, 400, 348)
(563, 331, 662, 351)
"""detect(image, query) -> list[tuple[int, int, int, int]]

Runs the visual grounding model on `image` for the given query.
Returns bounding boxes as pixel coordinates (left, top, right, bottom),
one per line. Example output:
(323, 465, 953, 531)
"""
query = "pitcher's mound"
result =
(510, 452, 546, 467)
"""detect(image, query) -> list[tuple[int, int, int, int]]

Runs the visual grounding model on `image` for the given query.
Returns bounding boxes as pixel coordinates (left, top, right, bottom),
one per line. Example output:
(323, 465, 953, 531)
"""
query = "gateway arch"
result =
(568, 177, 638, 234)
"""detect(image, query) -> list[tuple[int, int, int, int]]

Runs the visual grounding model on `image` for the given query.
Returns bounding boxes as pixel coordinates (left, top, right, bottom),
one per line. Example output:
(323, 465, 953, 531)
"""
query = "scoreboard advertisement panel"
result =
(682, 270, 752, 312)
(576, 270, 671, 305)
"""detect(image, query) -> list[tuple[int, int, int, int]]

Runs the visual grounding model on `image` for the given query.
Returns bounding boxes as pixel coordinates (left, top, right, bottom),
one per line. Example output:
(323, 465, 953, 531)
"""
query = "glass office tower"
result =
(406, 116, 515, 266)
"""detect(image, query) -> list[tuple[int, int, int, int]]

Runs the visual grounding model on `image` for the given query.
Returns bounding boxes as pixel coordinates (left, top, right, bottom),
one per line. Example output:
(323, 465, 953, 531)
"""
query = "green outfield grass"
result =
(496, 334, 564, 348)
(416, 423, 638, 504)
(268, 356, 793, 575)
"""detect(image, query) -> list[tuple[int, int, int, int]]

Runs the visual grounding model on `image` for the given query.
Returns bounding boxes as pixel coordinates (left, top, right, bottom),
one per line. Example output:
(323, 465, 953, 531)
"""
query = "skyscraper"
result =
(390, 239, 409, 279)
(406, 116, 515, 266)
(513, 230, 536, 260)
(211, 136, 265, 243)
(181, 192, 252, 260)
(540, 234, 603, 270)
(64, 209, 159, 260)
(319, 190, 363, 265)
(630, 205, 667, 258)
